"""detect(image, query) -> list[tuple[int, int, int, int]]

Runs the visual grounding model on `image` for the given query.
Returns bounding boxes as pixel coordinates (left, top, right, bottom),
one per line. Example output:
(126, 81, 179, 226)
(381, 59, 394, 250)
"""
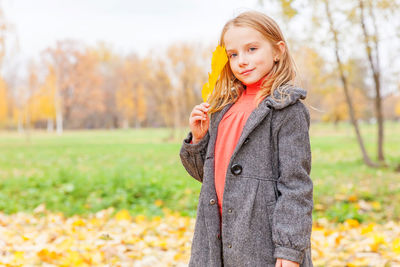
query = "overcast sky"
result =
(2, 0, 398, 93)
(3, 0, 283, 60)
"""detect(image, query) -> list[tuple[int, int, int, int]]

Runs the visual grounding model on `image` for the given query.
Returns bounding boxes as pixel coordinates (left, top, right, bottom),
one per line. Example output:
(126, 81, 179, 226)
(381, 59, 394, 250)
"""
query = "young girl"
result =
(180, 11, 313, 267)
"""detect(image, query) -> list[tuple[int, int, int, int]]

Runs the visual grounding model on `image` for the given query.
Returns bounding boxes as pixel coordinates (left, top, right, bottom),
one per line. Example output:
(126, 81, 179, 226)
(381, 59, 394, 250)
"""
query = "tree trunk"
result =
(358, 0, 385, 162)
(324, 0, 378, 167)
(18, 112, 24, 133)
(55, 68, 63, 135)
(122, 119, 129, 129)
(47, 118, 54, 132)
(56, 108, 63, 135)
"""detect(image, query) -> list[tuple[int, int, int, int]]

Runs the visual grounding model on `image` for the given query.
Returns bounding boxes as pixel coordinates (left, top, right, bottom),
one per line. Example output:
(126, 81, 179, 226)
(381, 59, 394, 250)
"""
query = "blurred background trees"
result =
(0, 1, 399, 140)
(263, 0, 400, 166)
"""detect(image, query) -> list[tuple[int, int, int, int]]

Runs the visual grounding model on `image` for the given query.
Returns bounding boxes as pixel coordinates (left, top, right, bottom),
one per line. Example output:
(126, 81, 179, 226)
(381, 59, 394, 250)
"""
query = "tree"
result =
(36, 65, 56, 131)
(115, 54, 148, 128)
(355, 0, 397, 162)
(147, 58, 174, 128)
(0, 3, 9, 127)
(165, 42, 208, 138)
(263, 0, 400, 167)
(67, 47, 105, 129)
(0, 77, 7, 125)
(42, 40, 80, 134)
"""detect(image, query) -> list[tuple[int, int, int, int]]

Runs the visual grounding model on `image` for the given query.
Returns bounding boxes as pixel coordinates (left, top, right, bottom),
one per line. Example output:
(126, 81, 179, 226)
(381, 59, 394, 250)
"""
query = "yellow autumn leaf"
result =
(202, 45, 228, 102)
(344, 218, 359, 228)
(373, 233, 386, 244)
(392, 237, 400, 254)
(347, 258, 370, 266)
(72, 219, 86, 227)
(60, 250, 86, 266)
(154, 199, 163, 207)
(371, 201, 381, 210)
(152, 216, 162, 223)
(13, 251, 24, 260)
(135, 214, 147, 223)
(89, 218, 101, 226)
(37, 249, 61, 263)
(360, 223, 375, 235)
(370, 233, 386, 252)
(347, 195, 358, 202)
(115, 209, 132, 222)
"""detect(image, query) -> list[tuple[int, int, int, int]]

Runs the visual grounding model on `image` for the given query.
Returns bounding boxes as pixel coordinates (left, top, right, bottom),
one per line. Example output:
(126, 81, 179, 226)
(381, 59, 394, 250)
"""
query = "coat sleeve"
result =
(179, 131, 210, 183)
(271, 102, 313, 263)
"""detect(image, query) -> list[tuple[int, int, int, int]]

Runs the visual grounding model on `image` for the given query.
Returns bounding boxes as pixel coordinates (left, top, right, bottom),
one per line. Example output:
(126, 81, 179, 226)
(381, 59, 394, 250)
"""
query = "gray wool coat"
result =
(179, 85, 313, 267)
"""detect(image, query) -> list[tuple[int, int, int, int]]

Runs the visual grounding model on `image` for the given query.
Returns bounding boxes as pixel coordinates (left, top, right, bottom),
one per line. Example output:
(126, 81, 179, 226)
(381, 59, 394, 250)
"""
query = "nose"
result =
(238, 54, 248, 67)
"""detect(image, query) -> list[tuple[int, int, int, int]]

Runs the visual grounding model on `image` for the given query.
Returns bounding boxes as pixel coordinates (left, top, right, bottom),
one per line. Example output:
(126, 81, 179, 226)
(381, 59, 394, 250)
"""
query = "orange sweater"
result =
(214, 79, 264, 216)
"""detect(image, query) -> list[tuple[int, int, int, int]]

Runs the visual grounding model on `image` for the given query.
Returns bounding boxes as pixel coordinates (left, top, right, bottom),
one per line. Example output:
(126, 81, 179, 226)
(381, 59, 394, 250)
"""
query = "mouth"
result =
(240, 68, 254, 75)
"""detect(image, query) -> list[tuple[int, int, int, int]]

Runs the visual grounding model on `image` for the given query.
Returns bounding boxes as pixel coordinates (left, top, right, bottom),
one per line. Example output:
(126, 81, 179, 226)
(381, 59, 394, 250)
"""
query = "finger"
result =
(192, 110, 207, 117)
(199, 104, 209, 113)
(191, 115, 207, 123)
(275, 259, 282, 267)
(192, 105, 201, 113)
(196, 107, 208, 114)
(192, 113, 207, 120)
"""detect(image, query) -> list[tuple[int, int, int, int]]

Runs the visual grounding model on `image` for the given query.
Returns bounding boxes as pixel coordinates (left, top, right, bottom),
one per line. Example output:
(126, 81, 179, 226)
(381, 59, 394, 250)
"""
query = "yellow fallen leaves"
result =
(1, 207, 400, 266)
(345, 218, 360, 228)
(393, 238, 400, 254)
(201, 45, 228, 102)
(0, 207, 194, 267)
(312, 218, 400, 266)
(114, 209, 132, 222)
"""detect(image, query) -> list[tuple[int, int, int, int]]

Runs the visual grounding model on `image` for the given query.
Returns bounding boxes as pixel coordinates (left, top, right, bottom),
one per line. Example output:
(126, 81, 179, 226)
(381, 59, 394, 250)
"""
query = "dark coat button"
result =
(244, 137, 250, 144)
(228, 244, 232, 248)
(231, 164, 242, 175)
(228, 208, 232, 213)
(209, 199, 216, 205)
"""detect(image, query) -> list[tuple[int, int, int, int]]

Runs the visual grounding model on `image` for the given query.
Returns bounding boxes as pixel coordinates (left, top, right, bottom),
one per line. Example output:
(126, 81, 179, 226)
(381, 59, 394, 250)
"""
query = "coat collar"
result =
(209, 85, 307, 159)
(265, 84, 307, 110)
(211, 85, 307, 131)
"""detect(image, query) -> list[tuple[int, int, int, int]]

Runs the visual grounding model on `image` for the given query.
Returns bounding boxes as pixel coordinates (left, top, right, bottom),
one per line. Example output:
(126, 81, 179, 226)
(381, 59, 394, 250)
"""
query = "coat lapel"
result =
(209, 98, 272, 159)
(210, 103, 233, 138)
(202, 102, 234, 237)
(229, 100, 271, 163)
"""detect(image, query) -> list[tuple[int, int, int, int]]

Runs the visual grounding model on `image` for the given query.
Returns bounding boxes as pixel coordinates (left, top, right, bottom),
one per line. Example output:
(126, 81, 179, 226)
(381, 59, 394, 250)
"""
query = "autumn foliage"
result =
(0, 207, 400, 266)
(0, 40, 398, 131)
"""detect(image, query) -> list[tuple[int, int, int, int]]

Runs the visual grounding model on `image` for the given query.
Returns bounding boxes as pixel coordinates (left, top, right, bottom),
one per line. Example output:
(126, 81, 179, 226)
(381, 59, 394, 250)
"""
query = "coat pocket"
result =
(272, 180, 280, 201)
(266, 201, 276, 229)
(259, 197, 277, 264)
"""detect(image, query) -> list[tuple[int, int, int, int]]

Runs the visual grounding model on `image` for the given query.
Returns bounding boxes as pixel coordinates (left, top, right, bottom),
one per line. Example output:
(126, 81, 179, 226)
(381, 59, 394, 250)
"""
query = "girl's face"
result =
(224, 26, 280, 86)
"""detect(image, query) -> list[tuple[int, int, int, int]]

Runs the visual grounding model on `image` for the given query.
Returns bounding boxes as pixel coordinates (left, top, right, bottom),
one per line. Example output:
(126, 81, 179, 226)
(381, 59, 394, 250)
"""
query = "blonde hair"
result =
(207, 11, 298, 115)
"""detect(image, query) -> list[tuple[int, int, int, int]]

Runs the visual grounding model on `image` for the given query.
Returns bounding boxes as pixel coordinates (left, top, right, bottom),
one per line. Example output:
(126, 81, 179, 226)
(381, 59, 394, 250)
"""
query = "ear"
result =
(273, 41, 286, 61)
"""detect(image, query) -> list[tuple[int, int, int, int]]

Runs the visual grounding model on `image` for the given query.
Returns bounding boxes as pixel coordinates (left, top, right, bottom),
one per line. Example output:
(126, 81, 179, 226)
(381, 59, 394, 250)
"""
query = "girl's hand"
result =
(275, 258, 299, 267)
(189, 102, 210, 144)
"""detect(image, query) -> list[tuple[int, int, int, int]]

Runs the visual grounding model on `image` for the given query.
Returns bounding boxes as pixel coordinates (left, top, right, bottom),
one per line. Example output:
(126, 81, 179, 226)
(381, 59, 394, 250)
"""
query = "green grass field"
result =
(0, 122, 399, 223)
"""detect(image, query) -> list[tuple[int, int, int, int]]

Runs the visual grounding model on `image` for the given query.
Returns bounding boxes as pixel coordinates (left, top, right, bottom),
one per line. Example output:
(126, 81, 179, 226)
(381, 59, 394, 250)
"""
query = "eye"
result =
(229, 53, 237, 58)
(249, 47, 257, 52)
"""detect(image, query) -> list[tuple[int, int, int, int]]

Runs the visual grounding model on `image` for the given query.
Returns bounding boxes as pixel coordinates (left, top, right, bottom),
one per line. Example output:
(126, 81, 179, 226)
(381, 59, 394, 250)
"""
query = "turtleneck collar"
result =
(243, 76, 267, 95)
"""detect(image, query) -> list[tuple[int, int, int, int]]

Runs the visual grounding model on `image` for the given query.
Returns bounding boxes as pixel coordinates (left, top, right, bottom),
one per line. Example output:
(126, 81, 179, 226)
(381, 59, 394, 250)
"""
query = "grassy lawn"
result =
(0, 122, 399, 223)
